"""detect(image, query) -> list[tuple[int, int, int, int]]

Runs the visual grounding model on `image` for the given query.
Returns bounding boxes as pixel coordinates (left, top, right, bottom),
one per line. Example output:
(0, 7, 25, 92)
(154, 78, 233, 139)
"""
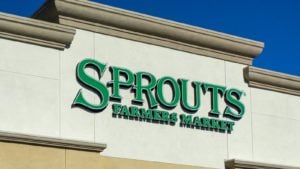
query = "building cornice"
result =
(33, 0, 264, 65)
(0, 131, 106, 152)
(225, 159, 300, 169)
(0, 12, 75, 50)
(244, 66, 300, 96)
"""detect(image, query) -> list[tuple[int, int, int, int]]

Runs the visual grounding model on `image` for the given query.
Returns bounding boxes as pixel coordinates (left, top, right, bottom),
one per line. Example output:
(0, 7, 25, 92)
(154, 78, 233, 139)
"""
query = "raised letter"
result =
(179, 79, 201, 113)
(132, 72, 158, 108)
(224, 88, 245, 119)
(108, 66, 134, 100)
(203, 83, 226, 116)
(180, 114, 193, 126)
(156, 76, 180, 108)
(73, 59, 109, 111)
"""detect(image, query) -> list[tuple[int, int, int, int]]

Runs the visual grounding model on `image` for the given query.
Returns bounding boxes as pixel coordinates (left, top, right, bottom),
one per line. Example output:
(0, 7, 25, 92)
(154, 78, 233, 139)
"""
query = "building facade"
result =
(0, 0, 300, 169)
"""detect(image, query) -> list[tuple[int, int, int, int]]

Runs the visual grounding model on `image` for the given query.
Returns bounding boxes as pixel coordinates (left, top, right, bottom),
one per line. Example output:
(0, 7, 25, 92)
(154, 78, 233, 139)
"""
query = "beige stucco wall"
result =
(0, 141, 209, 169)
(0, 29, 299, 169)
(251, 89, 300, 166)
(0, 142, 65, 169)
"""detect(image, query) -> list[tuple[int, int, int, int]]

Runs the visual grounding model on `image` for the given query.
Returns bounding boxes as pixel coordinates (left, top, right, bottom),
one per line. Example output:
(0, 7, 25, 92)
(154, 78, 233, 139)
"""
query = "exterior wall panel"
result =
(0, 1, 299, 169)
(60, 29, 96, 142)
(0, 72, 60, 137)
(225, 62, 253, 160)
(252, 113, 300, 167)
(94, 33, 228, 169)
(0, 142, 65, 169)
(0, 38, 60, 79)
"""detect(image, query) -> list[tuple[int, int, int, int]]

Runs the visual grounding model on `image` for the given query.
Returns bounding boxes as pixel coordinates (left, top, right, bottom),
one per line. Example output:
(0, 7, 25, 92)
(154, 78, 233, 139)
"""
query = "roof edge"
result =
(33, 0, 264, 65)
(244, 66, 300, 96)
(0, 12, 75, 50)
(225, 159, 300, 169)
(0, 131, 106, 152)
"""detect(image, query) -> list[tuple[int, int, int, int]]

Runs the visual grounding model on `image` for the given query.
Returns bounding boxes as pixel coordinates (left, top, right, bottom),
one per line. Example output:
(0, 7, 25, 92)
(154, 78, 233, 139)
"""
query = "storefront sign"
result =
(73, 59, 245, 133)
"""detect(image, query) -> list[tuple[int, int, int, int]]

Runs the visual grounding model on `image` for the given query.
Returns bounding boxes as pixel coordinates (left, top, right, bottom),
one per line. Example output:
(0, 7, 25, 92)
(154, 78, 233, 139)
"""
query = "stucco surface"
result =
(0, 30, 299, 169)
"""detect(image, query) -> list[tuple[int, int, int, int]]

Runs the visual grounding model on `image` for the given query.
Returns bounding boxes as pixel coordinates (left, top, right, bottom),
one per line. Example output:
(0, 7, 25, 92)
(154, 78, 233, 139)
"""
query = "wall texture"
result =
(0, 29, 299, 169)
(0, 141, 207, 169)
(0, 1, 299, 168)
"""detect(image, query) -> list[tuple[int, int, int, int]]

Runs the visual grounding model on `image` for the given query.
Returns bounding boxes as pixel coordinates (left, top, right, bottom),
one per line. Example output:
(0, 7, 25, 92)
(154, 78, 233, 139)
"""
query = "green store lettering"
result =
(73, 58, 245, 120)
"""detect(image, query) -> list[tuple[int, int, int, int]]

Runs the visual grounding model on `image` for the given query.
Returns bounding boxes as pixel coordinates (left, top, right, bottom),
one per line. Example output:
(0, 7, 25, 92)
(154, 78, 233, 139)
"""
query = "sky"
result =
(0, 0, 299, 76)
